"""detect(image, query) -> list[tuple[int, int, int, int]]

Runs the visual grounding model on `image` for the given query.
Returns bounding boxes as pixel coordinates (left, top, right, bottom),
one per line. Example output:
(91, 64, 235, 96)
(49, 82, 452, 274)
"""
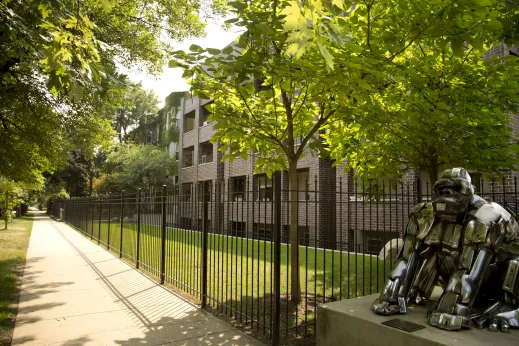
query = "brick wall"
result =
(318, 157, 336, 248)
(178, 77, 519, 253)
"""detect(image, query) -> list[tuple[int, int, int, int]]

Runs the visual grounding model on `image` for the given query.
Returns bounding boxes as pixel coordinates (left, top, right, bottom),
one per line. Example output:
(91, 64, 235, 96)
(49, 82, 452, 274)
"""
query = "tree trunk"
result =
(89, 171, 93, 197)
(428, 158, 439, 184)
(288, 158, 301, 303)
(4, 191, 8, 230)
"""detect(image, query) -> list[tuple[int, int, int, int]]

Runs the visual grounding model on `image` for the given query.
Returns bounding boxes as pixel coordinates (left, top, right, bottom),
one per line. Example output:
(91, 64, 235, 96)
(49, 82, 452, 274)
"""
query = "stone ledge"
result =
(317, 294, 519, 346)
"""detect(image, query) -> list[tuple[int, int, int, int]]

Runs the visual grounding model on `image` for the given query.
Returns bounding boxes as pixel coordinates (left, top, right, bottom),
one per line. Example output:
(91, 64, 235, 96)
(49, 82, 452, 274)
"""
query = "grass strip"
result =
(0, 213, 33, 345)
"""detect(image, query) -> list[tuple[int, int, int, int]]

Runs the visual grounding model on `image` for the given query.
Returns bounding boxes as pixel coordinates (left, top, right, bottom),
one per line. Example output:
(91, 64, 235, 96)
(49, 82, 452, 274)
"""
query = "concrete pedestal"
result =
(317, 294, 519, 346)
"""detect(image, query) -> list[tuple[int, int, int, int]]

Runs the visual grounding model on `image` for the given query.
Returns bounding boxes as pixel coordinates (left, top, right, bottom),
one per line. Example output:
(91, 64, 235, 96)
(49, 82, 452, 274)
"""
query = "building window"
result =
(231, 176, 246, 201)
(297, 169, 309, 201)
(181, 217, 192, 229)
(283, 225, 309, 245)
(146, 129, 153, 144)
(255, 174, 273, 201)
(348, 229, 355, 252)
(299, 226, 309, 246)
(168, 109, 180, 129)
(366, 238, 383, 255)
(181, 183, 192, 202)
(470, 172, 483, 193)
(254, 79, 272, 92)
(184, 110, 195, 132)
(199, 141, 213, 164)
(166, 110, 171, 130)
(198, 181, 212, 202)
(231, 221, 246, 238)
(183, 146, 194, 167)
(350, 171, 399, 201)
(198, 218, 212, 232)
(254, 223, 272, 241)
(199, 101, 213, 126)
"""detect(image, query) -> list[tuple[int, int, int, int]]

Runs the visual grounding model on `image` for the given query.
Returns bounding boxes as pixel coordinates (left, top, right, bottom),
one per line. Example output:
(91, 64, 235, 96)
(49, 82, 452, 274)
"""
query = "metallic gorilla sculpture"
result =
(372, 168, 519, 332)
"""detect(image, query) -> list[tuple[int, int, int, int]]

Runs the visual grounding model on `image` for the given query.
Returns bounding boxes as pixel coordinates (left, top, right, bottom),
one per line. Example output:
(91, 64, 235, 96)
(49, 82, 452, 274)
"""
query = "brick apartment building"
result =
(176, 43, 519, 255)
(176, 95, 421, 254)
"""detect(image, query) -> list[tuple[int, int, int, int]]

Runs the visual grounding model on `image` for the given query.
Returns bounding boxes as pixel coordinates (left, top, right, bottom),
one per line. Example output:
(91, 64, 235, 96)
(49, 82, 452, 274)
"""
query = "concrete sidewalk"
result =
(11, 213, 264, 346)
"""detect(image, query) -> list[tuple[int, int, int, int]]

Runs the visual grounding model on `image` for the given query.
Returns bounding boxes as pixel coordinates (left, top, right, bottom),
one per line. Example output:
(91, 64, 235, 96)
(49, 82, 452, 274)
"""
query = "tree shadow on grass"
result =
(201, 293, 320, 346)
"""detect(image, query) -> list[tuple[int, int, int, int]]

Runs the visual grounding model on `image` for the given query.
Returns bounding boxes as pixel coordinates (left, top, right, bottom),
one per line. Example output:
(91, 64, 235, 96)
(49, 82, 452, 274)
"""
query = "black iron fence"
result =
(59, 175, 519, 345)
(47, 198, 62, 219)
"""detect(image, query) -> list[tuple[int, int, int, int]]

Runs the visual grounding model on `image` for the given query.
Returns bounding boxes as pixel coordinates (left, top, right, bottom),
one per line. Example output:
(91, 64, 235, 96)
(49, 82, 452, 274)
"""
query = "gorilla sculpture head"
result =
(432, 168, 475, 222)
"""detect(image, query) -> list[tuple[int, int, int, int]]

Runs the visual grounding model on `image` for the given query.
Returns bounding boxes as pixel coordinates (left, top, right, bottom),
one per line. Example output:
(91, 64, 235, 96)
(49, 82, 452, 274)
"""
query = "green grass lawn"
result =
(74, 219, 392, 336)
(0, 214, 33, 345)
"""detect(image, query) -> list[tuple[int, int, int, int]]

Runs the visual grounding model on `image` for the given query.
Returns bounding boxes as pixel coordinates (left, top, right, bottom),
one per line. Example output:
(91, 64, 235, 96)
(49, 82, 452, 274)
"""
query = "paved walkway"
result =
(12, 212, 264, 346)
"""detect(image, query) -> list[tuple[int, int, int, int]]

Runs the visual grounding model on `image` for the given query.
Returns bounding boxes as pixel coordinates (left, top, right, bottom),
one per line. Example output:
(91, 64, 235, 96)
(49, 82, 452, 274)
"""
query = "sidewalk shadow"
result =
(114, 313, 258, 346)
(3, 252, 74, 345)
(60, 336, 91, 346)
(54, 224, 262, 346)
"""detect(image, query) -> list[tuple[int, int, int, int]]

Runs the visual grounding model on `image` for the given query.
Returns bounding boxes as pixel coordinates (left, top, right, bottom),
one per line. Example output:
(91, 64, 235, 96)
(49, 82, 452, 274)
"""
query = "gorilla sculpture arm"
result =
(372, 203, 432, 315)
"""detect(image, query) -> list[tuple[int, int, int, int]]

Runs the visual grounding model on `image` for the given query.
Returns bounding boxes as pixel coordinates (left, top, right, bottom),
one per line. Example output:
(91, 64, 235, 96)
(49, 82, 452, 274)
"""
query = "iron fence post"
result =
(91, 197, 95, 240)
(136, 189, 141, 269)
(515, 177, 517, 216)
(98, 195, 102, 244)
(416, 176, 421, 203)
(85, 198, 89, 237)
(107, 193, 111, 250)
(503, 176, 506, 206)
(120, 191, 124, 258)
(273, 171, 281, 346)
(201, 182, 209, 308)
(160, 185, 167, 285)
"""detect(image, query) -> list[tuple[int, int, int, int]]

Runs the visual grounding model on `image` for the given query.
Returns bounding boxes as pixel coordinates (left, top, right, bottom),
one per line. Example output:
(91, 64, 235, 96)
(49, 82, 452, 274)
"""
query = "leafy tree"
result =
(0, 177, 43, 229)
(0, 76, 115, 185)
(171, 0, 519, 303)
(160, 91, 185, 147)
(94, 144, 178, 193)
(44, 152, 101, 198)
(283, 1, 519, 69)
(326, 46, 519, 182)
(1, 0, 223, 185)
(165, 91, 187, 110)
(171, 0, 349, 303)
(284, 0, 519, 182)
(112, 83, 160, 143)
(1, 0, 224, 96)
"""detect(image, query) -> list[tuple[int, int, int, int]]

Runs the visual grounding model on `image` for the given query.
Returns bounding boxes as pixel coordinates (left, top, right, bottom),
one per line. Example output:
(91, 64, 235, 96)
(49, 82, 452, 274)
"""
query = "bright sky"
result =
(124, 23, 243, 108)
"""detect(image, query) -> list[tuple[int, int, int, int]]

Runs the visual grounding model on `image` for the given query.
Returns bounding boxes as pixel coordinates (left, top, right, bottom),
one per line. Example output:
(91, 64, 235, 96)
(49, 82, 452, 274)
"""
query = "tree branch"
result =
(0, 113, 9, 131)
(449, 47, 474, 79)
(386, 3, 452, 61)
(295, 106, 335, 158)
(233, 86, 287, 151)
(291, 85, 309, 119)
